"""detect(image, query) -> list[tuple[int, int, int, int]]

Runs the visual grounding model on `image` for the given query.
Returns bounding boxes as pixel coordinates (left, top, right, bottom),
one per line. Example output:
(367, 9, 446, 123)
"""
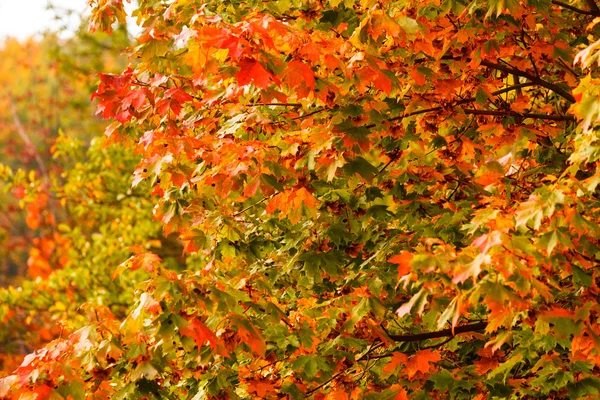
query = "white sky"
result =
(0, 1, 139, 40)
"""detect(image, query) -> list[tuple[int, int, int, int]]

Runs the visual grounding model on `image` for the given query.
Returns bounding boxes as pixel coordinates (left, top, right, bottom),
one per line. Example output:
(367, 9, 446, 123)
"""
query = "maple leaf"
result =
(131, 293, 162, 320)
(396, 288, 428, 318)
(0, 375, 17, 398)
(405, 349, 441, 380)
(383, 352, 409, 373)
(236, 58, 273, 89)
(232, 316, 266, 356)
(283, 60, 315, 98)
(452, 253, 490, 284)
(388, 250, 413, 277)
(247, 379, 277, 397)
(180, 318, 227, 356)
(112, 250, 161, 279)
(472, 231, 502, 254)
(474, 357, 499, 375)
(390, 385, 410, 400)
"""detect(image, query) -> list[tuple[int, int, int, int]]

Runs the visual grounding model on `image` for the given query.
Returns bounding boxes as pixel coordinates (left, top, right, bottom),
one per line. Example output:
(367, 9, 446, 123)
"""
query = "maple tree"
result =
(3, 0, 600, 398)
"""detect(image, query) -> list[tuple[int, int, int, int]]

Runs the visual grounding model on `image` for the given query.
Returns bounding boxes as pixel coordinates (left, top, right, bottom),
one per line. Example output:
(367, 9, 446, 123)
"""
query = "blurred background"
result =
(0, 1, 184, 373)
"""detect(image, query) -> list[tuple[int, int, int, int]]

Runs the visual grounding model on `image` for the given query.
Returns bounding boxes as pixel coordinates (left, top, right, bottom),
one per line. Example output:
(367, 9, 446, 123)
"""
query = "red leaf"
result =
(236, 58, 273, 89)
(181, 319, 227, 356)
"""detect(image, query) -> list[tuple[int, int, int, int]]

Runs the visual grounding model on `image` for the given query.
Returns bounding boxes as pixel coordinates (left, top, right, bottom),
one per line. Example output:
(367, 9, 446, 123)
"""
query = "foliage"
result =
(4, 0, 600, 398)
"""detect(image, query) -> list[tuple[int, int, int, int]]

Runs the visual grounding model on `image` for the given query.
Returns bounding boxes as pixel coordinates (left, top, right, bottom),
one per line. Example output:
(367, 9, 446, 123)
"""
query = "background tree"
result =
(3, 0, 600, 398)
(0, 9, 183, 373)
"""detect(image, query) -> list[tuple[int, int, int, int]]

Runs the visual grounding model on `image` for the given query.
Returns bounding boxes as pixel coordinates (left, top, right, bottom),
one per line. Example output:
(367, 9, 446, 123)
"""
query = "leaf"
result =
(0, 375, 17, 397)
(388, 251, 413, 277)
(452, 253, 490, 284)
(112, 251, 162, 279)
(236, 58, 273, 88)
(284, 60, 315, 97)
(473, 357, 499, 375)
(180, 319, 227, 356)
(383, 352, 409, 373)
(572, 265, 592, 287)
(405, 349, 441, 380)
(487, 354, 522, 381)
(131, 362, 159, 381)
(567, 376, 600, 398)
(396, 16, 420, 36)
(247, 380, 278, 397)
(396, 288, 428, 318)
(132, 293, 162, 320)
(233, 317, 266, 356)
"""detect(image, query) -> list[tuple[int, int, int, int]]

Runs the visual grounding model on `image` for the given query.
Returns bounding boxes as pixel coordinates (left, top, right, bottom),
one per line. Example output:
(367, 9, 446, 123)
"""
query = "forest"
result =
(1, 0, 600, 398)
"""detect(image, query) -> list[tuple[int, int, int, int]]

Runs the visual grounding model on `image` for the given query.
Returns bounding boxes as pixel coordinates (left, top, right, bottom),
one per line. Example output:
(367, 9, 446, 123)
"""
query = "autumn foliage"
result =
(3, 0, 600, 398)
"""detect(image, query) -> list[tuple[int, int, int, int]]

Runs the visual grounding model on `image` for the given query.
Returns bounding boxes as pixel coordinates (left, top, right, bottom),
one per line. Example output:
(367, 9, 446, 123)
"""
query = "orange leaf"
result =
(388, 251, 413, 277)
(325, 388, 349, 400)
(284, 60, 315, 98)
(373, 70, 392, 95)
(405, 349, 440, 380)
(234, 317, 266, 356)
(247, 379, 277, 397)
(389, 385, 409, 400)
(181, 319, 227, 356)
(474, 357, 499, 374)
(243, 176, 261, 198)
(409, 68, 426, 86)
(383, 352, 408, 373)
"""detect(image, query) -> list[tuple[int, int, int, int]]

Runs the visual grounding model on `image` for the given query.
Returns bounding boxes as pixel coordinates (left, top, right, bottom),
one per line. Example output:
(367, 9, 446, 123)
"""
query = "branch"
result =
(480, 60, 575, 103)
(463, 109, 576, 121)
(380, 82, 539, 126)
(233, 193, 276, 216)
(386, 321, 487, 342)
(10, 99, 50, 184)
(552, 0, 600, 16)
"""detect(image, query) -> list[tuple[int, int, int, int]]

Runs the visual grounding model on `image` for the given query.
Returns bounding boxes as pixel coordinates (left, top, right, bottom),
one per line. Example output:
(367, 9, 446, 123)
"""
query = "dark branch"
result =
(552, 0, 600, 16)
(463, 109, 576, 121)
(386, 321, 487, 342)
(480, 60, 576, 103)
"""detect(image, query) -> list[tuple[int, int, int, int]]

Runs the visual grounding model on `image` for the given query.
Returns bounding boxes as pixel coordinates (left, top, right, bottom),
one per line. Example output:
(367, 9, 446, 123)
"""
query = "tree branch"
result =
(463, 109, 576, 121)
(480, 60, 575, 103)
(381, 82, 540, 126)
(386, 321, 487, 342)
(10, 99, 50, 184)
(552, 0, 600, 16)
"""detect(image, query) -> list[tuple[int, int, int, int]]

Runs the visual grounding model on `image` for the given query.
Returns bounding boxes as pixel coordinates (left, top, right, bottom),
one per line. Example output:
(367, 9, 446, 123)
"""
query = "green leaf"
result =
(572, 265, 592, 287)
(567, 377, 600, 399)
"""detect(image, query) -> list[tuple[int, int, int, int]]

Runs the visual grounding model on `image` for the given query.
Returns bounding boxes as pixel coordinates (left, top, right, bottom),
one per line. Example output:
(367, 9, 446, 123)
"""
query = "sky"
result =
(0, 1, 138, 40)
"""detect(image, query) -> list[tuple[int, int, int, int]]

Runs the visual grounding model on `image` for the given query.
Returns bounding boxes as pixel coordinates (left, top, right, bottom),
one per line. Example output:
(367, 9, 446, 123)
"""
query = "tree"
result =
(3, 0, 600, 398)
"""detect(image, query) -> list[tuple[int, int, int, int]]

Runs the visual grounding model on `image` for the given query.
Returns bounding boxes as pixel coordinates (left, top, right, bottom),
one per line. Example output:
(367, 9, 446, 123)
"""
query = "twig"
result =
(233, 193, 276, 216)
(10, 99, 50, 184)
